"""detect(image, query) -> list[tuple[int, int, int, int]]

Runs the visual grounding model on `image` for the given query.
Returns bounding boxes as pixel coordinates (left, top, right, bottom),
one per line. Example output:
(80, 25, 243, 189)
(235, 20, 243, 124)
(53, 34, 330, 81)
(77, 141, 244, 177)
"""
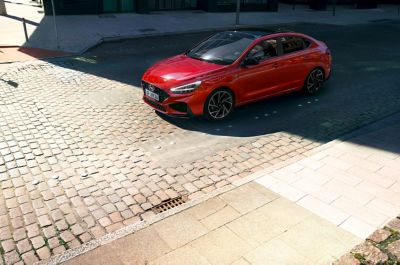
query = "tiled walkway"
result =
(256, 113, 400, 239)
(67, 182, 361, 265)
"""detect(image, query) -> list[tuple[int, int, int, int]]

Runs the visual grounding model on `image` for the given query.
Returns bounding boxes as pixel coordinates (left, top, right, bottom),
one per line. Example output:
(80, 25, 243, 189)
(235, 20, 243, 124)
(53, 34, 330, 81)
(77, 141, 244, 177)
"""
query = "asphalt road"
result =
(50, 19, 400, 145)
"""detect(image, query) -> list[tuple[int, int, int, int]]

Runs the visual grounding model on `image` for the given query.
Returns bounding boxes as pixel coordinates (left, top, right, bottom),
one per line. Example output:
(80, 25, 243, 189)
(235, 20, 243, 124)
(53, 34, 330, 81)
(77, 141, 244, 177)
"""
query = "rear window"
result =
(281, 36, 307, 54)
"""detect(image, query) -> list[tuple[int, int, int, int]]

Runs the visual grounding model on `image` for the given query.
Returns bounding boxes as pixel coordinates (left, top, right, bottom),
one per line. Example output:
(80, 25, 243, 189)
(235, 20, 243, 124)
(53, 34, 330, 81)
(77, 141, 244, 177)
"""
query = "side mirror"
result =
(242, 57, 259, 66)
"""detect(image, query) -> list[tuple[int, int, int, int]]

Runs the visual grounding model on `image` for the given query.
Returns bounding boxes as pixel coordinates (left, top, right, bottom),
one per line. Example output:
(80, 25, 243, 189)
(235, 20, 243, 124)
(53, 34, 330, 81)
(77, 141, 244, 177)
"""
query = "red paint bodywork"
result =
(142, 32, 332, 117)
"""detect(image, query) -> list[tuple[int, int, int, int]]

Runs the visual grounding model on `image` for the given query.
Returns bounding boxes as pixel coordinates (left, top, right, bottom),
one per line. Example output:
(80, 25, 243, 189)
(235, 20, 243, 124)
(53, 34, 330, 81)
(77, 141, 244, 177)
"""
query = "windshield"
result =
(186, 32, 256, 65)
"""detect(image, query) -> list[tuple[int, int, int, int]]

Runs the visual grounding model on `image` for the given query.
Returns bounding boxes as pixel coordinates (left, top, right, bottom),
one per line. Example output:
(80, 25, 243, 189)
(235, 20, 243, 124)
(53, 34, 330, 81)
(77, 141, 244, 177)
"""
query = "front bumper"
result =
(143, 96, 194, 117)
(142, 81, 207, 117)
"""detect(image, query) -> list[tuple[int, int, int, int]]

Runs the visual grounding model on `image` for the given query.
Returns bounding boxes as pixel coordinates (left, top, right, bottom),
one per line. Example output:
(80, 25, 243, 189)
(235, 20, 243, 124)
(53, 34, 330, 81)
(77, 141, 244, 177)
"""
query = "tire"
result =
(204, 88, 234, 121)
(303, 68, 325, 95)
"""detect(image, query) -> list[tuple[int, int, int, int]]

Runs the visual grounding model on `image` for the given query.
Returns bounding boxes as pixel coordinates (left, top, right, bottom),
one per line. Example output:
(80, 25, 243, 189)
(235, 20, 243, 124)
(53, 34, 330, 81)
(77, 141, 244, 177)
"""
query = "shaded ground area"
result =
(78, 20, 400, 143)
(0, 20, 399, 264)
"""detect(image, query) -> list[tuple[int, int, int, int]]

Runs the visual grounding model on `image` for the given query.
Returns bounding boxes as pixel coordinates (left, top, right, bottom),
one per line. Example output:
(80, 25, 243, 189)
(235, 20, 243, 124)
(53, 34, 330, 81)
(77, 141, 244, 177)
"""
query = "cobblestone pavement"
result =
(0, 61, 319, 264)
(334, 216, 400, 265)
(1, 20, 400, 264)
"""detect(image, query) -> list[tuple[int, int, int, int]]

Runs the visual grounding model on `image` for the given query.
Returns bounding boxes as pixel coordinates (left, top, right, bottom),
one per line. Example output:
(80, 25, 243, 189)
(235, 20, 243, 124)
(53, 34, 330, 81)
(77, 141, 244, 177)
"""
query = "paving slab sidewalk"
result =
(64, 113, 400, 265)
(255, 112, 400, 239)
(66, 182, 361, 265)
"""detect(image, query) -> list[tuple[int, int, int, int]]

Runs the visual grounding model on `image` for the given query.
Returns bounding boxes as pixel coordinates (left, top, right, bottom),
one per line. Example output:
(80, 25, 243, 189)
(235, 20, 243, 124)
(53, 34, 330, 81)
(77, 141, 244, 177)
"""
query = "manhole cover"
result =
(152, 196, 188, 214)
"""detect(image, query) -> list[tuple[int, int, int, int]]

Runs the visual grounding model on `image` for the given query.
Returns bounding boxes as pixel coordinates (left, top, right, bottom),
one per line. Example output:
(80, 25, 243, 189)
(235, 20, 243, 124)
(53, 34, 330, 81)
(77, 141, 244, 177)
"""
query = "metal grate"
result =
(152, 196, 188, 214)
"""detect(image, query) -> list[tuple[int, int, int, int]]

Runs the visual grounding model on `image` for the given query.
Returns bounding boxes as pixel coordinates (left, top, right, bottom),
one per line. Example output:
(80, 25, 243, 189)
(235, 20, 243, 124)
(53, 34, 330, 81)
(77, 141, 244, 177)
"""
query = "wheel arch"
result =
(210, 86, 236, 105)
(203, 86, 236, 120)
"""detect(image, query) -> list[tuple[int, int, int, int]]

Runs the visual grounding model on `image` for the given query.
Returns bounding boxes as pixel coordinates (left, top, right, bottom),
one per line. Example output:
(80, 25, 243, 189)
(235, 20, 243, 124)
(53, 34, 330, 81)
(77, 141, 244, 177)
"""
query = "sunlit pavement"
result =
(0, 20, 400, 264)
(0, 47, 71, 63)
(66, 112, 400, 265)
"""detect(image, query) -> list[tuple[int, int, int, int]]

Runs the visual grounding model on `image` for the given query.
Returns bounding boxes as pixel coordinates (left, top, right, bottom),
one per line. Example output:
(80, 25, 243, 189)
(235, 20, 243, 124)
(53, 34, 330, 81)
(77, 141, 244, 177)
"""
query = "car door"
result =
(236, 38, 284, 102)
(277, 35, 310, 90)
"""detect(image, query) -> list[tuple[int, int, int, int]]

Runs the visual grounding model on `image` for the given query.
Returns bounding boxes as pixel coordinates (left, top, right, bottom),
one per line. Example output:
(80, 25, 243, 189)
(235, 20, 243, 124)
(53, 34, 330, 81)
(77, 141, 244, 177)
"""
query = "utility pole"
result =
(0, 0, 7, 15)
(235, 0, 240, 26)
(50, 0, 59, 48)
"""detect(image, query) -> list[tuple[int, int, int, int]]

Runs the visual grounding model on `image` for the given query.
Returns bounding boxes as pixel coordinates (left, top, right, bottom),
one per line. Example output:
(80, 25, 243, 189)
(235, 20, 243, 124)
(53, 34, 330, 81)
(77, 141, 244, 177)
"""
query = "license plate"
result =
(145, 89, 159, 101)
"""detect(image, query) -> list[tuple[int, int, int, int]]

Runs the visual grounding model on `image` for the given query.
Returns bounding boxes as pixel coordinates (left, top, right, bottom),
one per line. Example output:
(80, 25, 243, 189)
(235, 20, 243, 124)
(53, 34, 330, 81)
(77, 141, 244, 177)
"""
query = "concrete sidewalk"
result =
(1, 2, 399, 53)
(57, 113, 400, 265)
(0, 0, 44, 46)
(66, 182, 361, 265)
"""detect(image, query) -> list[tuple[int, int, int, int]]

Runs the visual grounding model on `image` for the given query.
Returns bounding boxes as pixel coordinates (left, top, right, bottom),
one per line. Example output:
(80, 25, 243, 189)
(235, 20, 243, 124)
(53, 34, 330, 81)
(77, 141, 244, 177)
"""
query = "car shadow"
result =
(156, 86, 335, 141)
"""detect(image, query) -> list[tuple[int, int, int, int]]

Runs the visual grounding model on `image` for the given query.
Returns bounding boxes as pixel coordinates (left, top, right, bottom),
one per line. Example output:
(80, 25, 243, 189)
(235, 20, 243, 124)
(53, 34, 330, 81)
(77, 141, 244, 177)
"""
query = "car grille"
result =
(142, 81, 169, 102)
(144, 97, 166, 112)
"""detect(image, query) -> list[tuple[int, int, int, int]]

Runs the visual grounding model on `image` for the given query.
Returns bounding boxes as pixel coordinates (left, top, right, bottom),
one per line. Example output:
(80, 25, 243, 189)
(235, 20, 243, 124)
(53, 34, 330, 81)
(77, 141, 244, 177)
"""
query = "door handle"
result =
(273, 63, 279, 68)
(302, 55, 309, 59)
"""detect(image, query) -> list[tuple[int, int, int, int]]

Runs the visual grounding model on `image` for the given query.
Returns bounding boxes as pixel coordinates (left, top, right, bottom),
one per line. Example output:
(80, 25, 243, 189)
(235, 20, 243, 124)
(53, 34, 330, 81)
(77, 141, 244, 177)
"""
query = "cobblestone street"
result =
(0, 61, 319, 264)
(1, 20, 400, 264)
(335, 216, 400, 265)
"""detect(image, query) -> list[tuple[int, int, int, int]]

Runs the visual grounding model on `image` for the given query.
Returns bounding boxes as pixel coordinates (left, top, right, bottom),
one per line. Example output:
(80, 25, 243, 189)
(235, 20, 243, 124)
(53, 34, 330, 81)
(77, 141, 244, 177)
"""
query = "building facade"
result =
(43, 0, 391, 15)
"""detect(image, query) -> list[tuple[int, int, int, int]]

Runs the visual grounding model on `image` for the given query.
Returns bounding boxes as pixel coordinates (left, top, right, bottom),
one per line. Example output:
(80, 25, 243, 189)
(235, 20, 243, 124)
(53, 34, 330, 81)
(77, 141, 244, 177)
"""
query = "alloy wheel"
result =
(207, 90, 233, 120)
(306, 68, 324, 94)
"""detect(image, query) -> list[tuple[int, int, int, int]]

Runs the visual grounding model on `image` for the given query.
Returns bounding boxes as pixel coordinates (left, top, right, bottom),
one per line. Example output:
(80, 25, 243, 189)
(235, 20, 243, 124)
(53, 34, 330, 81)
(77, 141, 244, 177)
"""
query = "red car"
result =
(142, 30, 331, 120)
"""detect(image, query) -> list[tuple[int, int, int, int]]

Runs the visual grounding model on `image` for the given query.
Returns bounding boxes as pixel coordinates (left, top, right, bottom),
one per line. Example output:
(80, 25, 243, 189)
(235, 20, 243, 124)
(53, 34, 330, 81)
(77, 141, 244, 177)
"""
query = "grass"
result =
(0, 242, 6, 264)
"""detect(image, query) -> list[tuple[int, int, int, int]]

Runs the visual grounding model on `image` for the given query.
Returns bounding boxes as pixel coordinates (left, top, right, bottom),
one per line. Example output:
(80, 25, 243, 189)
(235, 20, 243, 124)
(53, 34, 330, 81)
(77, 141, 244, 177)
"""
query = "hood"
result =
(142, 55, 225, 89)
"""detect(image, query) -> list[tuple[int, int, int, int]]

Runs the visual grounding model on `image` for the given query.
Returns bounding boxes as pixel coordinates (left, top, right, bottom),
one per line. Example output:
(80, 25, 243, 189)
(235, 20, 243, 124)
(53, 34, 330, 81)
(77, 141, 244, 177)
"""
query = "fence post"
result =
(0, 0, 7, 15)
(22, 18, 29, 42)
(235, 0, 240, 25)
(332, 0, 336, 16)
(51, 0, 59, 48)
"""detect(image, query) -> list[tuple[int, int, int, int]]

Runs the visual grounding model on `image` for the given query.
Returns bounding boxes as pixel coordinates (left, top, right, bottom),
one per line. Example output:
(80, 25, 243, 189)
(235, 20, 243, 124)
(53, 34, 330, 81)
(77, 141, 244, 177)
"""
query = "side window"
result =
(246, 39, 278, 62)
(281, 36, 305, 54)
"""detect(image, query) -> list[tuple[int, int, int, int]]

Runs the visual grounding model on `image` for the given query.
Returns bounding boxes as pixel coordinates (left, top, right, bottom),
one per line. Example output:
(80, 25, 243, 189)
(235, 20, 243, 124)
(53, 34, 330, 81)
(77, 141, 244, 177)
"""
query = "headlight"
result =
(170, 81, 202, 94)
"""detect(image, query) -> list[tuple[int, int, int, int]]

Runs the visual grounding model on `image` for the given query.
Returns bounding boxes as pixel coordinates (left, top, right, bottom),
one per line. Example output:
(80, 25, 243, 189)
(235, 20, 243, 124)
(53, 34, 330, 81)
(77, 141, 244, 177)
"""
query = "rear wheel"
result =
(304, 68, 324, 95)
(204, 89, 234, 120)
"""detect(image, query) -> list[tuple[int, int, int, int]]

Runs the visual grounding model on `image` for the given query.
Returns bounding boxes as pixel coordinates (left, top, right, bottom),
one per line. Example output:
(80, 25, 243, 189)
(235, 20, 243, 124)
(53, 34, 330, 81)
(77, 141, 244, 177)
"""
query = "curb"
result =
(77, 22, 297, 54)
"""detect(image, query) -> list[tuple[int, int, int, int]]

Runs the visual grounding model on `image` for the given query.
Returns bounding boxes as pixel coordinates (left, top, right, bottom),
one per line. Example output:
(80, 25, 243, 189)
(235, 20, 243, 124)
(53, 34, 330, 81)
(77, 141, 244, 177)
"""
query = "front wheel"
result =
(304, 68, 325, 95)
(204, 89, 234, 120)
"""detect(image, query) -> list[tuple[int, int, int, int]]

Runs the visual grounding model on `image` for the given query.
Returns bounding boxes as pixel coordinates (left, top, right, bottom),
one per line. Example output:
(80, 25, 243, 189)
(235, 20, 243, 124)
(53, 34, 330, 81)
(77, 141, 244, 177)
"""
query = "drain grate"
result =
(152, 195, 188, 214)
